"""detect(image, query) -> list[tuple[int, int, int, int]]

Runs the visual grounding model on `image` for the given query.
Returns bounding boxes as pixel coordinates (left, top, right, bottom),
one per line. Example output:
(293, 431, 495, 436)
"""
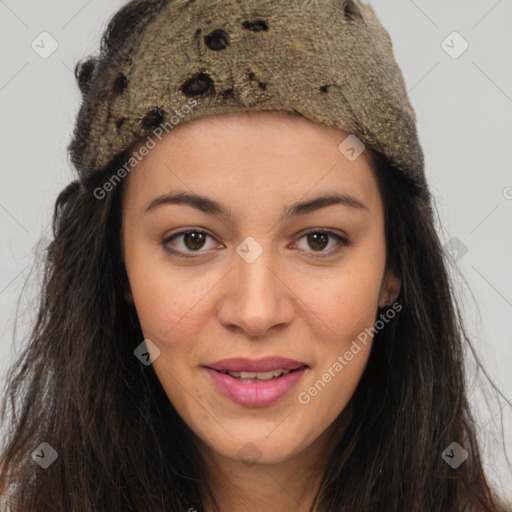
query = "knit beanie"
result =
(68, 0, 429, 203)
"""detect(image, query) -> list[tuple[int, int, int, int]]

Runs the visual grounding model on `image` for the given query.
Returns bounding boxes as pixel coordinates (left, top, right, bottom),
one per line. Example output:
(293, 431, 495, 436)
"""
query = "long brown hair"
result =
(1, 1, 510, 510)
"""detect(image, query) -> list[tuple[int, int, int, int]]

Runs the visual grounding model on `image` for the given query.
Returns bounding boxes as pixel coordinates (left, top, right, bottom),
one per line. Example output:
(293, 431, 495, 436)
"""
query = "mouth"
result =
(204, 364, 309, 407)
(210, 366, 308, 383)
(205, 356, 308, 373)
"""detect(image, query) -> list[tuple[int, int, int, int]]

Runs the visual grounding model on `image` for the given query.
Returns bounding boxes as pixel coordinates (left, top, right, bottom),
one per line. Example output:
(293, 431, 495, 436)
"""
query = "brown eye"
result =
(183, 231, 207, 250)
(295, 230, 350, 256)
(163, 229, 219, 258)
(306, 232, 329, 251)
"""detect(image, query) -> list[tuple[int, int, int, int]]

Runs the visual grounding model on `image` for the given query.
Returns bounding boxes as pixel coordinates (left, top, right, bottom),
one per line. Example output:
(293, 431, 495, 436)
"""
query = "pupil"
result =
(185, 232, 206, 250)
(308, 232, 328, 251)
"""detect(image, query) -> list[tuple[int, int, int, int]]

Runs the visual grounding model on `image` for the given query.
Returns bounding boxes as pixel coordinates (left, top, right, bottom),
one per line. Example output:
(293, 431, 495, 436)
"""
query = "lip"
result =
(204, 366, 308, 407)
(205, 356, 308, 372)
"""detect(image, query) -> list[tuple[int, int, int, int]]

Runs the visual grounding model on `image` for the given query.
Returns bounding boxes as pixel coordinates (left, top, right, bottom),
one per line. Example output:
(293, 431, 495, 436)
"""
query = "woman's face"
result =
(121, 111, 400, 467)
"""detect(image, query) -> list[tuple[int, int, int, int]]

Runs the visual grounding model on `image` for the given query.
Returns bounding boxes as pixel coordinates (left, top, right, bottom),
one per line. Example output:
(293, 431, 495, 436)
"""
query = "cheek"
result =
(126, 250, 214, 341)
(297, 343, 371, 444)
(300, 261, 384, 343)
(295, 279, 377, 427)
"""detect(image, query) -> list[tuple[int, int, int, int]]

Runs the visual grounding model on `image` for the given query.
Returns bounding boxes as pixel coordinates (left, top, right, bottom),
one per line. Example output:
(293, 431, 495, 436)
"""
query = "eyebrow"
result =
(144, 190, 369, 221)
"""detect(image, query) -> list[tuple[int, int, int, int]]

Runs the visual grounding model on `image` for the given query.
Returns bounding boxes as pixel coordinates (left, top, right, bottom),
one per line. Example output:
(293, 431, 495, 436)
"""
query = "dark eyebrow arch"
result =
(144, 191, 369, 220)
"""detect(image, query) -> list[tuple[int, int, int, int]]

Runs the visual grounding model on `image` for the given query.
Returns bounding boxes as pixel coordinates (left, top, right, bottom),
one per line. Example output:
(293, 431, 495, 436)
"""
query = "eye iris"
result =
(184, 232, 206, 250)
(307, 232, 329, 251)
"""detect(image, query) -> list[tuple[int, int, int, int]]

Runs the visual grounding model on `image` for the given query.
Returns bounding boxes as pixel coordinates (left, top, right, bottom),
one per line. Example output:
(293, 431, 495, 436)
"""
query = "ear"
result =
(378, 267, 401, 308)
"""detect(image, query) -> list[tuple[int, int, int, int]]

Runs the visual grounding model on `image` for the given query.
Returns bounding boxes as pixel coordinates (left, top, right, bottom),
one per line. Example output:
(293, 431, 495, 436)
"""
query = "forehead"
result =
(123, 111, 380, 214)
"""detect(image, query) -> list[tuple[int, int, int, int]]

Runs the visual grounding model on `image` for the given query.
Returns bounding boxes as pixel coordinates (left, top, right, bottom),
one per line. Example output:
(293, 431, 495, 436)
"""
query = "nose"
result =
(216, 246, 295, 338)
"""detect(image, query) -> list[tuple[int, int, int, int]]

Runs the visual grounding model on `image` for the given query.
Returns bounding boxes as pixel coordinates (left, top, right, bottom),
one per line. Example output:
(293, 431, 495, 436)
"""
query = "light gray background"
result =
(1, 0, 511, 502)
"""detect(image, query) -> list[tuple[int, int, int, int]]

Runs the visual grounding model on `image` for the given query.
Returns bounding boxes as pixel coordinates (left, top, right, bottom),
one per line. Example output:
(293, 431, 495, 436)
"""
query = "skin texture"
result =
(121, 111, 401, 511)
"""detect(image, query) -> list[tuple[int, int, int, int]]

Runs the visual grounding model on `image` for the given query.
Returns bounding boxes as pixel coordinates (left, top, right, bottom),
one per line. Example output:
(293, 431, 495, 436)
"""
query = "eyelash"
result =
(162, 228, 351, 259)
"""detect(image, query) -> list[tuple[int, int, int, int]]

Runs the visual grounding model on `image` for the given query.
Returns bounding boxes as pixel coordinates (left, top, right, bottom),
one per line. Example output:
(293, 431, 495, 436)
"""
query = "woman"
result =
(0, 0, 509, 510)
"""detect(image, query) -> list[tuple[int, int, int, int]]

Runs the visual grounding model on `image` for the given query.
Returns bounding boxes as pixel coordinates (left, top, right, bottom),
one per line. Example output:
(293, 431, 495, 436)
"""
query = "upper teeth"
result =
(221, 369, 292, 380)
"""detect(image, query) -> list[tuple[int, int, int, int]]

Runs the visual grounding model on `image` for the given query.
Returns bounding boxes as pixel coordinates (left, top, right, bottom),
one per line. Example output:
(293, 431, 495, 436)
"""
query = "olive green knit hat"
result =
(69, 0, 428, 197)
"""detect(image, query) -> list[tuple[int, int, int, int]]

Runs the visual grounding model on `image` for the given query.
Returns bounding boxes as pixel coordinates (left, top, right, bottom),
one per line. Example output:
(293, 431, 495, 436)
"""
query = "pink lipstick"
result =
(204, 356, 308, 407)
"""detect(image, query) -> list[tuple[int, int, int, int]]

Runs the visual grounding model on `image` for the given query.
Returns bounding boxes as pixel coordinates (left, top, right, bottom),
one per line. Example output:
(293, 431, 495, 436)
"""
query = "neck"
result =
(201, 442, 326, 512)
(195, 406, 353, 512)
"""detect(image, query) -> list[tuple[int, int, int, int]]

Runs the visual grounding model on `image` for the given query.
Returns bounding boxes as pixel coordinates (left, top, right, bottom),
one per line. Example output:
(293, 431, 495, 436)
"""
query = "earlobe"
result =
(379, 269, 401, 308)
